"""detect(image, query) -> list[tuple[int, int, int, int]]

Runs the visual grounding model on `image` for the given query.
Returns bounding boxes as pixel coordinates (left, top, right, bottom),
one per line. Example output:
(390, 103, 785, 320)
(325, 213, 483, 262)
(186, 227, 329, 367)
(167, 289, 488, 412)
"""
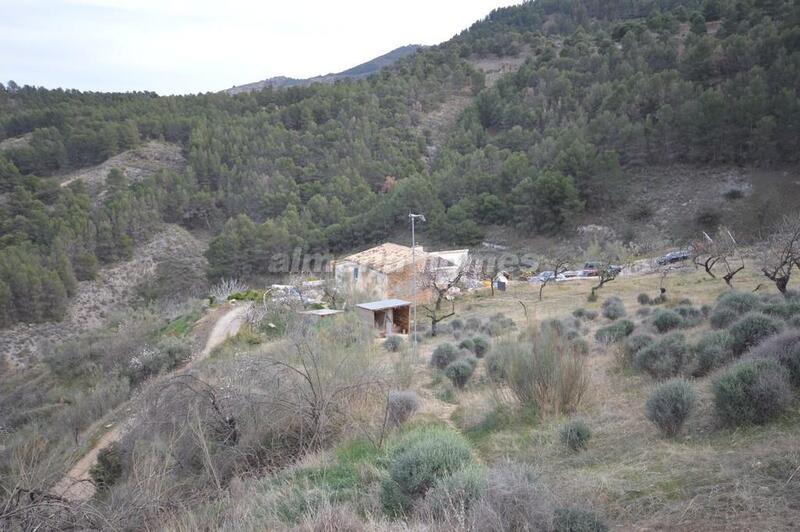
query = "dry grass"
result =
(402, 264, 800, 530)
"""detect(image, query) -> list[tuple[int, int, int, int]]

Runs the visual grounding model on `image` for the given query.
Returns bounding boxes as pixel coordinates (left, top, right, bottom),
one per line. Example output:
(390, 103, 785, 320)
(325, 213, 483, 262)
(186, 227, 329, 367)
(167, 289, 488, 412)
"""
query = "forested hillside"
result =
(1, 0, 799, 326)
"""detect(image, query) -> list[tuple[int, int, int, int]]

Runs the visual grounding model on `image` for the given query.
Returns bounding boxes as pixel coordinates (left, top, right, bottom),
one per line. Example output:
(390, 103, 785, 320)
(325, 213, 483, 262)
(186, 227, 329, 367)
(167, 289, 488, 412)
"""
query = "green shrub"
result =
(587, 291, 598, 303)
(486, 350, 506, 381)
(595, 320, 635, 343)
(384, 335, 405, 352)
(691, 330, 734, 377)
(416, 464, 486, 522)
(481, 313, 516, 337)
(465, 317, 481, 331)
(559, 419, 591, 452)
(584, 310, 598, 321)
(380, 426, 474, 516)
(634, 332, 688, 379)
(674, 305, 703, 327)
(90, 444, 124, 490)
(601, 297, 626, 320)
(728, 312, 783, 354)
(746, 330, 800, 388)
(450, 318, 464, 331)
(430, 343, 459, 370)
(710, 307, 739, 329)
(472, 336, 490, 358)
(761, 299, 800, 320)
(622, 334, 654, 367)
(553, 506, 609, 532)
(645, 379, 695, 437)
(712, 359, 792, 426)
(637, 293, 652, 305)
(458, 338, 475, 352)
(227, 289, 263, 301)
(571, 337, 590, 356)
(652, 309, 684, 333)
(716, 291, 760, 314)
(573, 308, 586, 318)
(445, 357, 477, 388)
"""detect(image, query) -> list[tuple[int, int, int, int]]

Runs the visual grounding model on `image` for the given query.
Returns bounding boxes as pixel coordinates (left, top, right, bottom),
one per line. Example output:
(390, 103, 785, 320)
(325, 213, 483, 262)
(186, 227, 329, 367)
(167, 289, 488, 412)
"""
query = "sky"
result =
(0, 0, 523, 95)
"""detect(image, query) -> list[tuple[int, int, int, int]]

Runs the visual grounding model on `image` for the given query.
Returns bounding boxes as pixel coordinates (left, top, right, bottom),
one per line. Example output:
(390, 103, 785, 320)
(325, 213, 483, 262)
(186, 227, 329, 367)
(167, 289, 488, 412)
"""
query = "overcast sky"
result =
(1, 0, 522, 95)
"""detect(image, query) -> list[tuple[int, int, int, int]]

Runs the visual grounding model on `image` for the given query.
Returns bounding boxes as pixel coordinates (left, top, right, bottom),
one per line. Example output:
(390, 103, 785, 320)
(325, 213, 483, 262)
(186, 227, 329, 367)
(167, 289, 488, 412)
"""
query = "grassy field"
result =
(458, 266, 793, 530)
(405, 265, 800, 530)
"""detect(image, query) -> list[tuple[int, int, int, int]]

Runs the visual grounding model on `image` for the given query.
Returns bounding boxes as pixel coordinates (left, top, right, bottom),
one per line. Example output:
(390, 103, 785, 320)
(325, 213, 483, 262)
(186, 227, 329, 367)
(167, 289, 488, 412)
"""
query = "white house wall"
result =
(335, 261, 389, 300)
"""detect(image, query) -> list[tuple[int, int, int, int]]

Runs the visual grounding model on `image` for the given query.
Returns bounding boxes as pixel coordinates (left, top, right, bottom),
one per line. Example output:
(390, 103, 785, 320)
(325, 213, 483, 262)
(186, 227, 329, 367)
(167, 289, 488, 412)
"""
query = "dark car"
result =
(584, 261, 622, 276)
(656, 250, 691, 266)
(583, 261, 602, 276)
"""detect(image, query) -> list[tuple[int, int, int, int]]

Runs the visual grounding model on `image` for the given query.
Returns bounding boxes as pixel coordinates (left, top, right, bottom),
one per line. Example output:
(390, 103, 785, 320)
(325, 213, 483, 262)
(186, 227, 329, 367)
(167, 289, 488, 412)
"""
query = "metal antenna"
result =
(409, 213, 426, 358)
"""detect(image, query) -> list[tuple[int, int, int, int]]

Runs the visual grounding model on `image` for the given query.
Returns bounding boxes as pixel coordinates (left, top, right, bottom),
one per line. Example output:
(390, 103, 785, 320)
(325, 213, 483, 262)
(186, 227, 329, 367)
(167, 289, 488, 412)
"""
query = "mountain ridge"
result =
(225, 44, 423, 94)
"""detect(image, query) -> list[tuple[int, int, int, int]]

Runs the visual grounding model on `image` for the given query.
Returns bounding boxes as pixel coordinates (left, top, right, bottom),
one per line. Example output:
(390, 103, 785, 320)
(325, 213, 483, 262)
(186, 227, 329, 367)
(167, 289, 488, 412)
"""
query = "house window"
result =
(353, 267, 359, 281)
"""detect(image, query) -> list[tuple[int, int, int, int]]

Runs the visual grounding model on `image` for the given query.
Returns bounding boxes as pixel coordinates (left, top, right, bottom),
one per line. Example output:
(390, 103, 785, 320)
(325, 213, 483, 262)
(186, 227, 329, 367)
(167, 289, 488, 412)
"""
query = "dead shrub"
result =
(296, 502, 365, 532)
(386, 390, 419, 427)
(414, 464, 486, 523)
(491, 326, 589, 416)
(469, 462, 553, 532)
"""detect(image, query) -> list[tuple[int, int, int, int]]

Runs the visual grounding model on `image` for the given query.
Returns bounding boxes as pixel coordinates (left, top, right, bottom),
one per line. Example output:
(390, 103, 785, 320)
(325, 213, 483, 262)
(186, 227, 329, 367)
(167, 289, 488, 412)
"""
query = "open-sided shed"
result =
(356, 299, 411, 336)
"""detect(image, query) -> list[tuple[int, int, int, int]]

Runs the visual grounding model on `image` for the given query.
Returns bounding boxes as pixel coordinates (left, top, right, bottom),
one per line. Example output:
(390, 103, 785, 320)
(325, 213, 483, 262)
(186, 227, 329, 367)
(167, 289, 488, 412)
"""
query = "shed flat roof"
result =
(298, 309, 344, 316)
(357, 299, 411, 311)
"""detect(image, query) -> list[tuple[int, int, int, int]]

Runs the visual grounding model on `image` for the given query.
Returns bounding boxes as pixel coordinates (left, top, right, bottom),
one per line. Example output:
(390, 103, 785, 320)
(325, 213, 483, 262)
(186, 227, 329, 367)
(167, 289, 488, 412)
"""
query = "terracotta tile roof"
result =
(343, 243, 425, 274)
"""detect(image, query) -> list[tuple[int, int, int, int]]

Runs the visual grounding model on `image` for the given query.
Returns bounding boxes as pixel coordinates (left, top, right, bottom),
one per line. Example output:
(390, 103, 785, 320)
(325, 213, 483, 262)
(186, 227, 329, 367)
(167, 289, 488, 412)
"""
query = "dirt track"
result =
(50, 303, 248, 502)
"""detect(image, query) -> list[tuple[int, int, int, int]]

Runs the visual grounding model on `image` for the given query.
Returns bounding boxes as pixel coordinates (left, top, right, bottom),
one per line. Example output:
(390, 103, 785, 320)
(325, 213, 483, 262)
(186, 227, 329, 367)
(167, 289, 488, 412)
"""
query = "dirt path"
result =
(50, 304, 249, 502)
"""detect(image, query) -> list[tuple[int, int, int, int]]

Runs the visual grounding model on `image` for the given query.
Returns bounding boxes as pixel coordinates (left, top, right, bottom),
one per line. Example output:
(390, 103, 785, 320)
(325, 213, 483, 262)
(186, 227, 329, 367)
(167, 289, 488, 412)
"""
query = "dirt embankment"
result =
(59, 140, 185, 191)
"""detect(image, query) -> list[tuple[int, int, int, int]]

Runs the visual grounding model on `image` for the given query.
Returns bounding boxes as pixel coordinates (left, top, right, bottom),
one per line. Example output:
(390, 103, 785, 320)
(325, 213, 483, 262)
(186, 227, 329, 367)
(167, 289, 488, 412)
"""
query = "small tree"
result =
(537, 249, 570, 301)
(761, 214, 800, 295)
(692, 227, 745, 287)
(419, 255, 468, 336)
(586, 245, 629, 299)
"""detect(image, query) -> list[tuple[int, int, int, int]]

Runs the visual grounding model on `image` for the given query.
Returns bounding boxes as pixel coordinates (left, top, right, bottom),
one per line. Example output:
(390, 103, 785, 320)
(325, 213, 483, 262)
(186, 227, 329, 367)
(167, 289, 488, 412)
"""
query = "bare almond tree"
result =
(537, 250, 570, 301)
(589, 261, 624, 299)
(692, 227, 745, 287)
(418, 255, 468, 336)
(761, 214, 800, 295)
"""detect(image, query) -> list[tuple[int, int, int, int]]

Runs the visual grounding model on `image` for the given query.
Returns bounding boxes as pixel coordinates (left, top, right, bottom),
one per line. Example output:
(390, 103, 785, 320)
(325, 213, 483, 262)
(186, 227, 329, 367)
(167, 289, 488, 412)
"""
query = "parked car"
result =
(583, 261, 602, 276)
(656, 250, 691, 266)
(529, 271, 556, 283)
(583, 262, 622, 277)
